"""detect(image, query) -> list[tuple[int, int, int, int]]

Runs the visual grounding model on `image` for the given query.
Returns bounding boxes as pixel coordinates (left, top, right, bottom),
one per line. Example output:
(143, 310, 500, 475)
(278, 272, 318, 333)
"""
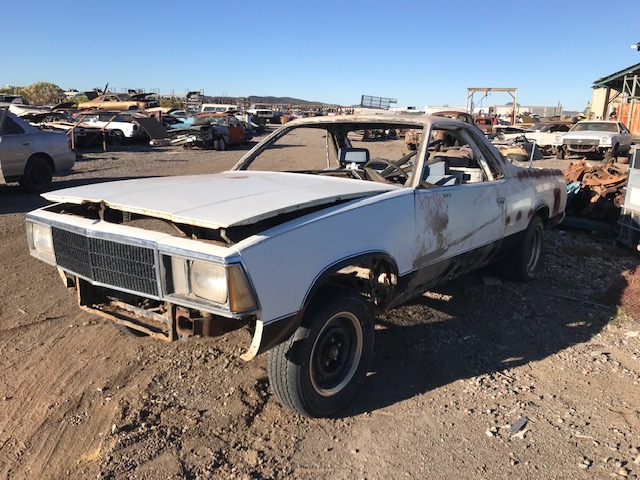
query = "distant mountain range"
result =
(193, 94, 331, 106)
(247, 95, 328, 105)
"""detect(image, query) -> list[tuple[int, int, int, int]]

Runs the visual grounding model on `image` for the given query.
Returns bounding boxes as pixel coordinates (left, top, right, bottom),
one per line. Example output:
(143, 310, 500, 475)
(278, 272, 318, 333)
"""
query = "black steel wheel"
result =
(19, 155, 52, 193)
(267, 291, 374, 417)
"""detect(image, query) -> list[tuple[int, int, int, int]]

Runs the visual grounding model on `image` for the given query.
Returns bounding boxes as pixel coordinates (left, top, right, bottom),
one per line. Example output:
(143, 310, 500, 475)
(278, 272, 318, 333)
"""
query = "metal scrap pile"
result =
(563, 160, 628, 222)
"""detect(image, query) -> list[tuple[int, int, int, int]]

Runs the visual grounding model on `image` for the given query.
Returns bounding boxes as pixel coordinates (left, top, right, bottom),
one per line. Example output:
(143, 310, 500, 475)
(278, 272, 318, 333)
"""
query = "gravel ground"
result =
(0, 130, 638, 479)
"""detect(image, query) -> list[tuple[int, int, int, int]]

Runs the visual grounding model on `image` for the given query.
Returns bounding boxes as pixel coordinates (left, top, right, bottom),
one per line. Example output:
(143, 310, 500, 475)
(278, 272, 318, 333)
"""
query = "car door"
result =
(412, 124, 506, 284)
(0, 109, 35, 178)
(228, 118, 245, 144)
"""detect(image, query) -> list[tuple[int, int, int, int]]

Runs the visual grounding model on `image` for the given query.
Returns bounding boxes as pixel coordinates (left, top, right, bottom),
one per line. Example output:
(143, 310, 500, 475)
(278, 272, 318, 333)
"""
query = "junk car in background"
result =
(557, 120, 633, 160)
(168, 113, 250, 150)
(0, 107, 75, 192)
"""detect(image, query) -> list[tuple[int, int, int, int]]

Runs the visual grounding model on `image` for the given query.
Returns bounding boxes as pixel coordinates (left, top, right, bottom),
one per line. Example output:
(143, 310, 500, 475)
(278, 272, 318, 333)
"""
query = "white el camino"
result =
(25, 114, 566, 417)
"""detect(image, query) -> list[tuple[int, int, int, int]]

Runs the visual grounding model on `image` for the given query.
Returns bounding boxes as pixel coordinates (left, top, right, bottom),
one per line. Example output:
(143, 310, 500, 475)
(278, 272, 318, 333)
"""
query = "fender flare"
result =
(240, 251, 398, 361)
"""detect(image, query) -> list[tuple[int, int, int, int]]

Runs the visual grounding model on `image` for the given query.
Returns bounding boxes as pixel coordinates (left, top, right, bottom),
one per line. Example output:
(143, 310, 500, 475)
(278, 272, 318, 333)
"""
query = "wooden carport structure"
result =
(593, 62, 640, 135)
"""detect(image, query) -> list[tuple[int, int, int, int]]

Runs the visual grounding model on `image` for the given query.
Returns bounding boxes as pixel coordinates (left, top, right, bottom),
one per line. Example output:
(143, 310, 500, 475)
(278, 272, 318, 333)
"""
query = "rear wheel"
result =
(110, 130, 125, 146)
(215, 137, 226, 151)
(20, 155, 52, 193)
(267, 290, 374, 417)
(503, 216, 544, 281)
(556, 147, 565, 159)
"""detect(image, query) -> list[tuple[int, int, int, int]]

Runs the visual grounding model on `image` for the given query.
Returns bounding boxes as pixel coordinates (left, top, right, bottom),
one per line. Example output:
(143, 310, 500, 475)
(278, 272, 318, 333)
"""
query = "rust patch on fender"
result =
(516, 211, 522, 221)
(527, 209, 534, 219)
(505, 215, 511, 225)
(517, 168, 565, 181)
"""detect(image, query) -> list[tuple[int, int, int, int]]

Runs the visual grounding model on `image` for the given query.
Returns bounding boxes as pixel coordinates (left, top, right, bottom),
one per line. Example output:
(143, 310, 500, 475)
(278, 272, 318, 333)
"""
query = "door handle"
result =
(22, 142, 30, 146)
(497, 197, 505, 204)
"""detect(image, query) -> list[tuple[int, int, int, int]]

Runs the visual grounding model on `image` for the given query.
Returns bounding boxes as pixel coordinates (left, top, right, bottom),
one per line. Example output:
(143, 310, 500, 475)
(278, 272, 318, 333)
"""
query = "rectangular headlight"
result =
(190, 260, 228, 304)
(168, 256, 257, 313)
(27, 222, 55, 263)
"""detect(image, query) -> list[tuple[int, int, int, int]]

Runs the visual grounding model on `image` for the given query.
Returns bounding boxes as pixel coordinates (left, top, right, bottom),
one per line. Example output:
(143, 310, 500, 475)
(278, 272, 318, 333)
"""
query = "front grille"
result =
(568, 143, 597, 151)
(52, 227, 159, 297)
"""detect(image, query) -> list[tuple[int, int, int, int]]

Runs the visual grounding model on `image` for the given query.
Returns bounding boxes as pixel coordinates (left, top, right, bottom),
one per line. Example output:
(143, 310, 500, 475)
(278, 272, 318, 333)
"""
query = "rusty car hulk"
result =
(25, 114, 567, 417)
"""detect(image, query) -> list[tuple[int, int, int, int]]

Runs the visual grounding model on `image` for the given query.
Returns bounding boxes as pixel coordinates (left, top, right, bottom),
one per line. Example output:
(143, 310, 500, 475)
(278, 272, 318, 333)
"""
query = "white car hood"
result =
(43, 171, 396, 229)
(563, 130, 613, 140)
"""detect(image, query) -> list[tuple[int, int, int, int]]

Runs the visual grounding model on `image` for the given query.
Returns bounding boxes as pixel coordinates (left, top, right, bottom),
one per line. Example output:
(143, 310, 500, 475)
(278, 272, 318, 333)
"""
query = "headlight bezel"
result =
(166, 255, 257, 314)
(599, 135, 612, 146)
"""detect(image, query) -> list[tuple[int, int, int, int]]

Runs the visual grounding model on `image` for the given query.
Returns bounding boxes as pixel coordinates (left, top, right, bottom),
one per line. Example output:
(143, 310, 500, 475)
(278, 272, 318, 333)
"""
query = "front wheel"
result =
(556, 147, 565, 159)
(267, 291, 374, 417)
(604, 143, 619, 161)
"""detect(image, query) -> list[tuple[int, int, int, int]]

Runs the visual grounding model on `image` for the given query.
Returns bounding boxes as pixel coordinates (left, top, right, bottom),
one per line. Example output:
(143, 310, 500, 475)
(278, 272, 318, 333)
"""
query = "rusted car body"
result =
(168, 113, 249, 150)
(77, 93, 159, 111)
(26, 114, 566, 417)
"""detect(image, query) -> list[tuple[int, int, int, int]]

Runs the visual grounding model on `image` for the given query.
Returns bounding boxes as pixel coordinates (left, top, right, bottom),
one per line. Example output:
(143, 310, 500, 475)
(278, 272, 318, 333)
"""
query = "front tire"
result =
(556, 147, 565, 159)
(267, 291, 374, 417)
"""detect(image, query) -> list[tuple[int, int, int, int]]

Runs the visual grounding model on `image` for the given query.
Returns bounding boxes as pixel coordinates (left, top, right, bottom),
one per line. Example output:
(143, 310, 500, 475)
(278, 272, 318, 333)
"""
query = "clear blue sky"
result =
(4, 0, 640, 112)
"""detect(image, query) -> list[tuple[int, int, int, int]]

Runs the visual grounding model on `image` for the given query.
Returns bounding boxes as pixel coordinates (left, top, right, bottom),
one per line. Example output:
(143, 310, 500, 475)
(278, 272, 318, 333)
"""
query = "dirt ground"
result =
(0, 130, 639, 480)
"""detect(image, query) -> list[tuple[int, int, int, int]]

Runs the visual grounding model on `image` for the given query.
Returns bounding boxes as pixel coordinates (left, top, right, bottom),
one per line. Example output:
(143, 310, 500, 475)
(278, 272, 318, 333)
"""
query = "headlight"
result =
(27, 222, 55, 263)
(169, 257, 257, 312)
(190, 260, 228, 304)
(600, 136, 612, 145)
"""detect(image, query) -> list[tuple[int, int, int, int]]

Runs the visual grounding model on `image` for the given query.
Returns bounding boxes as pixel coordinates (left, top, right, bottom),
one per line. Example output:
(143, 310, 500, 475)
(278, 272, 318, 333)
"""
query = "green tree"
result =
(0, 85, 26, 96)
(160, 98, 182, 110)
(22, 82, 65, 105)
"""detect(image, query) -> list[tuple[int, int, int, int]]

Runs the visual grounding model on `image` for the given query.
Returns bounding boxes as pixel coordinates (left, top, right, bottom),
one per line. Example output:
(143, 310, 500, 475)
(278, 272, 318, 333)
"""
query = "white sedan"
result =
(557, 120, 634, 159)
(0, 107, 75, 192)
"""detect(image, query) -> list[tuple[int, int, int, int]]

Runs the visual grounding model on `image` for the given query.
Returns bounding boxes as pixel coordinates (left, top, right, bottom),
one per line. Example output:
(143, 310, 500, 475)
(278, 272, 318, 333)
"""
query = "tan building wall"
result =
(591, 88, 609, 119)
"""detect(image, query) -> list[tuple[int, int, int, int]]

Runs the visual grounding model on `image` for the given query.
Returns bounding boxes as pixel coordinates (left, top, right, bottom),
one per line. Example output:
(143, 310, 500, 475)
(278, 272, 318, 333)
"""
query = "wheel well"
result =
(28, 153, 54, 172)
(534, 205, 549, 226)
(305, 254, 399, 313)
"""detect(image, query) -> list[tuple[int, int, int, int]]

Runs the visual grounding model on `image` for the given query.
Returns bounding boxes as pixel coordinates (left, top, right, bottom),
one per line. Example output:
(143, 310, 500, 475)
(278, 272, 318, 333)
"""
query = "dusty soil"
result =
(1, 131, 639, 480)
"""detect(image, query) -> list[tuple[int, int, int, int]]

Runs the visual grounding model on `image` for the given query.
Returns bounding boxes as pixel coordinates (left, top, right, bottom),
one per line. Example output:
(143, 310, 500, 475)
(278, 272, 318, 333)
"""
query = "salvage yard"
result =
(1, 129, 640, 479)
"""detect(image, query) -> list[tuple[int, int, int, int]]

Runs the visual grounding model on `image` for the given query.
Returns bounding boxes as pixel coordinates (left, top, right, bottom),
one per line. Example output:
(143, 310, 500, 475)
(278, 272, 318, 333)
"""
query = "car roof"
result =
(282, 113, 458, 129)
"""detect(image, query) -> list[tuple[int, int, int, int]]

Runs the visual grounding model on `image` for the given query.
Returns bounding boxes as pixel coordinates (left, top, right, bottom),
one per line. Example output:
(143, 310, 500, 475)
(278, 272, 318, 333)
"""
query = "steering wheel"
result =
(363, 159, 408, 184)
(428, 138, 443, 150)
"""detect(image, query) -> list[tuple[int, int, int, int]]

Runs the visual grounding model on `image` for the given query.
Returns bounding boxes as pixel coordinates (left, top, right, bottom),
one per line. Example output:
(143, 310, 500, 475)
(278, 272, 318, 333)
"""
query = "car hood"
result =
(43, 171, 396, 229)
(563, 130, 614, 140)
